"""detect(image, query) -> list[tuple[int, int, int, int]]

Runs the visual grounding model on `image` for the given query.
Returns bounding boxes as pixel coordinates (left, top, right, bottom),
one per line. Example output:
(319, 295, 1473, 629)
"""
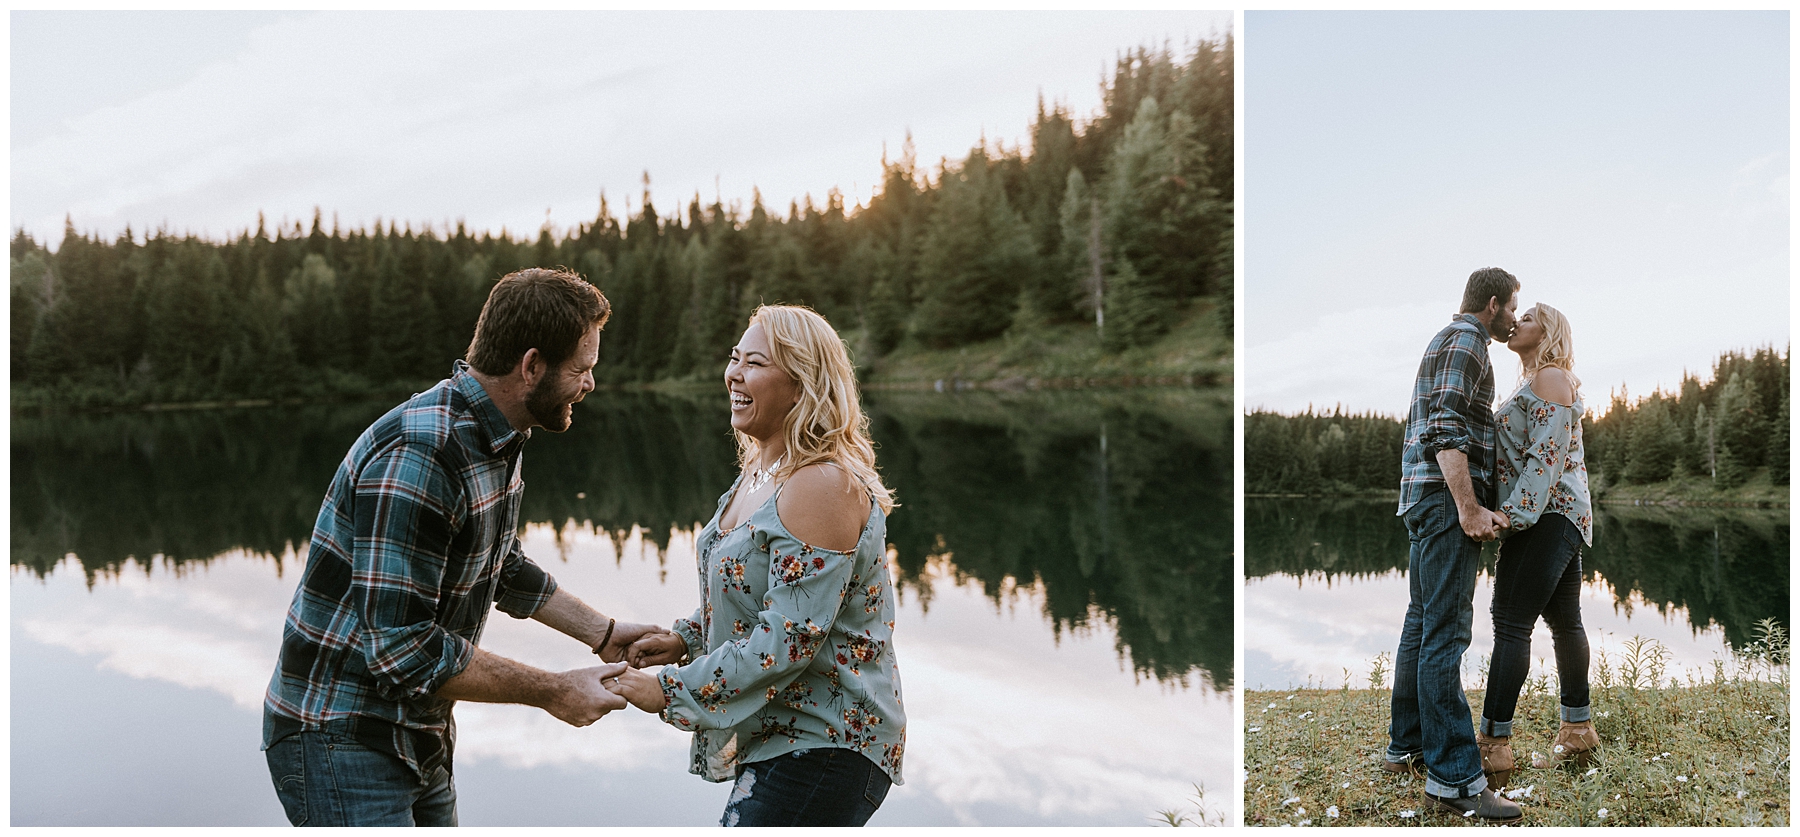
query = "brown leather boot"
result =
(1530, 720, 1601, 768)
(1476, 732, 1515, 787)
(1426, 788, 1523, 823)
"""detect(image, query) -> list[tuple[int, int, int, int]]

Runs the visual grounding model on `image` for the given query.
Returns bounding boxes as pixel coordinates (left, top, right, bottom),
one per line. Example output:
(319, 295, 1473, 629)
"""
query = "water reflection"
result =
(1243, 497, 1789, 690)
(1245, 498, 1788, 649)
(12, 389, 1231, 689)
(13, 387, 1230, 825)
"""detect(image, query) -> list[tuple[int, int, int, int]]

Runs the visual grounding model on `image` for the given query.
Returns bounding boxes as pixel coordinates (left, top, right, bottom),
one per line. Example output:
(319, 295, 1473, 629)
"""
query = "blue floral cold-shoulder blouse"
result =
(656, 472, 906, 785)
(1494, 378, 1593, 546)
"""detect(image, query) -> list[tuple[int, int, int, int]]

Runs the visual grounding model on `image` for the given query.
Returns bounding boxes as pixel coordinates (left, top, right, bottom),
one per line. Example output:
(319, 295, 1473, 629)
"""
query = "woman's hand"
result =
(626, 631, 688, 667)
(603, 666, 669, 713)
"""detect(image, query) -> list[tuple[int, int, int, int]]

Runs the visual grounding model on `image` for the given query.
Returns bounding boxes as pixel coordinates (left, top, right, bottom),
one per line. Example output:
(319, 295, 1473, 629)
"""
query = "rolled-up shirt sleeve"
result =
(352, 442, 474, 701)
(1498, 399, 1574, 534)
(1421, 332, 1481, 456)
(494, 536, 558, 618)
(658, 533, 855, 732)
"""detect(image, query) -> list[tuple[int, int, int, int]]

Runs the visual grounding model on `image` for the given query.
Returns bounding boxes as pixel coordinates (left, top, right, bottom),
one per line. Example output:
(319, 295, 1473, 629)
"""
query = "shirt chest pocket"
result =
(452, 461, 523, 595)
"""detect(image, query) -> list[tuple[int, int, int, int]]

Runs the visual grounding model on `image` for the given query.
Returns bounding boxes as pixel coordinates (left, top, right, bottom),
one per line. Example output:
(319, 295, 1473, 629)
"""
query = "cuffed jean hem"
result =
(1424, 770, 1488, 799)
(1479, 717, 1512, 737)
(1383, 746, 1422, 765)
(1561, 703, 1592, 723)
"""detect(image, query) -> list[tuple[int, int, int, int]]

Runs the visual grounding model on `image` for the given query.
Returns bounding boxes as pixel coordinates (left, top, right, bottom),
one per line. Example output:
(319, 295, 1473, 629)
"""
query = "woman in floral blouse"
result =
(607, 305, 904, 826)
(1475, 302, 1599, 787)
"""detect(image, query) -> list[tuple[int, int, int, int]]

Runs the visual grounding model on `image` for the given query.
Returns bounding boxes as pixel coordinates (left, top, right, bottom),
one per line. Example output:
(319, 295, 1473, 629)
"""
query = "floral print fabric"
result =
(1494, 378, 1593, 545)
(658, 475, 906, 784)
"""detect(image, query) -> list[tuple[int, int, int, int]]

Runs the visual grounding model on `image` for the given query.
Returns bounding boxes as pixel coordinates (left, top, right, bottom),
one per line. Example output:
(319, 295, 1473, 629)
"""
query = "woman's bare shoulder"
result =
(1531, 367, 1575, 406)
(776, 462, 870, 551)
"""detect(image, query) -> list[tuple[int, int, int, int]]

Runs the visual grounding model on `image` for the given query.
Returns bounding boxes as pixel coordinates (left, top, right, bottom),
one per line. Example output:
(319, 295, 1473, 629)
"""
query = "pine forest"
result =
(11, 40, 1232, 410)
(1245, 346, 1790, 497)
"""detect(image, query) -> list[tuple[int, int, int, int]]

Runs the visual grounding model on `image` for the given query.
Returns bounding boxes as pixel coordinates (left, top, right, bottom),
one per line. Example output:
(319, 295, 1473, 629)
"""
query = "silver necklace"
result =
(745, 454, 784, 495)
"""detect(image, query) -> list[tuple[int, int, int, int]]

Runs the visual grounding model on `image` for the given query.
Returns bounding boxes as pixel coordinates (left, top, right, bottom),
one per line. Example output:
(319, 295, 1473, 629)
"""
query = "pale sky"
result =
(1245, 11, 1789, 416)
(11, 10, 1232, 247)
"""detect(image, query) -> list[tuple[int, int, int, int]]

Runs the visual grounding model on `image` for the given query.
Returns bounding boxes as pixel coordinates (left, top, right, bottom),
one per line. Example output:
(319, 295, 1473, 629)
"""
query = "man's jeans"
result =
(1482, 512, 1591, 735)
(721, 748, 891, 827)
(266, 727, 456, 826)
(1387, 484, 1488, 799)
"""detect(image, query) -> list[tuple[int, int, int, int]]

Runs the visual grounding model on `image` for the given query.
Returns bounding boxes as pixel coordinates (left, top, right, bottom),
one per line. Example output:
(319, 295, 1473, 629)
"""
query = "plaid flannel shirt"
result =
(262, 361, 558, 778)
(1398, 314, 1497, 516)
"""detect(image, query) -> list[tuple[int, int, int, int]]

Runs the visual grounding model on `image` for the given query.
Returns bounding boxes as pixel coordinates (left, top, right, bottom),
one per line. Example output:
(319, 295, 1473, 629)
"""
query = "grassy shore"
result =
(1245, 630, 1790, 827)
(1249, 471, 1788, 508)
(1593, 468, 1788, 508)
(855, 299, 1230, 389)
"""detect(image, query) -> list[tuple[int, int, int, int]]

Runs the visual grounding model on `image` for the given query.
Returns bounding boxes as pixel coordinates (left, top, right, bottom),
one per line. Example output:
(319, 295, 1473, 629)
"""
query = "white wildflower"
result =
(1585, 768, 1599, 776)
(1597, 808, 1609, 819)
(1326, 806, 1340, 818)
(1249, 727, 1262, 733)
(1299, 711, 1314, 720)
(1342, 782, 1351, 789)
(1677, 776, 1688, 783)
(1661, 752, 1671, 758)
(1297, 819, 1312, 826)
(1287, 694, 1297, 700)
(1737, 790, 1748, 799)
(1282, 797, 1301, 807)
(1399, 810, 1416, 819)
(1599, 711, 1610, 718)
(1615, 794, 1621, 800)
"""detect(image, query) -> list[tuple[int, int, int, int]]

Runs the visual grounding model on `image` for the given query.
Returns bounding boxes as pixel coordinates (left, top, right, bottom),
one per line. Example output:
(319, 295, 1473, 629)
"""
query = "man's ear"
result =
(1484, 296, 1500, 317)
(518, 347, 546, 386)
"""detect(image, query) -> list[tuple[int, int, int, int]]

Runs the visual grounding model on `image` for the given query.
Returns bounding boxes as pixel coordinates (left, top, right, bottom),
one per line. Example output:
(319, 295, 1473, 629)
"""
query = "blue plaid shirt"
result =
(263, 361, 558, 778)
(1398, 314, 1497, 516)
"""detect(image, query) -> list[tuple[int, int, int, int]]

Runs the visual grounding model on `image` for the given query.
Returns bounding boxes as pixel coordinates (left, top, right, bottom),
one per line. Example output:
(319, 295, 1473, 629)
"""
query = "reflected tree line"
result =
(1245, 498, 1788, 650)
(12, 389, 1230, 688)
(13, 39, 1231, 410)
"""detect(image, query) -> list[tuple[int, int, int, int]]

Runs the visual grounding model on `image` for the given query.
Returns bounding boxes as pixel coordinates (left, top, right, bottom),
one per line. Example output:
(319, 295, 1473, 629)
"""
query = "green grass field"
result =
(1245, 627, 1790, 827)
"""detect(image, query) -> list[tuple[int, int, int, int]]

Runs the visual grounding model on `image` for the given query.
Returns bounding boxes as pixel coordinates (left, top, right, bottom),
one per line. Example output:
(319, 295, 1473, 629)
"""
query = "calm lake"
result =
(11, 387, 1231, 827)
(1245, 497, 1790, 691)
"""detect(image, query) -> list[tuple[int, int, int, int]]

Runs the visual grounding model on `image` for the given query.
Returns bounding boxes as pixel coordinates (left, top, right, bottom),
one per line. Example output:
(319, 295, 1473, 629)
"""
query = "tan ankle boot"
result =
(1530, 720, 1600, 768)
(1476, 732, 1514, 787)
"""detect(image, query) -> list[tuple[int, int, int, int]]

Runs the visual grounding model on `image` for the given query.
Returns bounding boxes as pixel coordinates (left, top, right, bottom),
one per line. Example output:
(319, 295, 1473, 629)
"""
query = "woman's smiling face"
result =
(724, 323, 800, 443)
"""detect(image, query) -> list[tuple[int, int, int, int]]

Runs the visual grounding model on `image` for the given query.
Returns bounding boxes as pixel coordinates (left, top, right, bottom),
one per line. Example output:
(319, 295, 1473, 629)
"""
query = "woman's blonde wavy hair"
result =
(1522, 302, 1581, 393)
(737, 305, 895, 513)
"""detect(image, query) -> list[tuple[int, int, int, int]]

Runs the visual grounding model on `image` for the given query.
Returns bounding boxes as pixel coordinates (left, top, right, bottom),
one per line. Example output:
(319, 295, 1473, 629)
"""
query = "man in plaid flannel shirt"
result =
(262, 268, 684, 826)
(1382, 267, 1523, 823)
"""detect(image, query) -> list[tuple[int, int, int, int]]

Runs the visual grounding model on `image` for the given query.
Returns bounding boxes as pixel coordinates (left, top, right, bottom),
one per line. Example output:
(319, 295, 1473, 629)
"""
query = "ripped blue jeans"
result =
(721, 748, 891, 827)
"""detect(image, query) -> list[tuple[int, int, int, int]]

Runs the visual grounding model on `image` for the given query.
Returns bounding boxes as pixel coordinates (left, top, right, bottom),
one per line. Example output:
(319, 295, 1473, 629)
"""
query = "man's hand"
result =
(543, 662, 631, 726)
(1490, 510, 1511, 536)
(603, 666, 670, 713)
(626, 632, 688, 667)
(599, 621, 675, 663)
(1456, 502, 1501, 542)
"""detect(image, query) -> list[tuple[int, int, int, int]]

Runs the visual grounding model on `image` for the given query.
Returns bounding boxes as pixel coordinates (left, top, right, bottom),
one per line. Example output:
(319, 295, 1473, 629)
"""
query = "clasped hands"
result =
(598, 629, 690, 713)
(1458, 505, 1510, 542)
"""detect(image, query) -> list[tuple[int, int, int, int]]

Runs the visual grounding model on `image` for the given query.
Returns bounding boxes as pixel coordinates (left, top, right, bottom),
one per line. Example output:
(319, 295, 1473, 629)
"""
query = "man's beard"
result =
(526, 375, 577, 432)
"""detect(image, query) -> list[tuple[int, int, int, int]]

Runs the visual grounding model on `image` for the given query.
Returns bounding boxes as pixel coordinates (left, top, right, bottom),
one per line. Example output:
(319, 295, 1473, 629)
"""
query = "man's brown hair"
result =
(465, 267, 610, 376)
(1459, 267, 1519, 314)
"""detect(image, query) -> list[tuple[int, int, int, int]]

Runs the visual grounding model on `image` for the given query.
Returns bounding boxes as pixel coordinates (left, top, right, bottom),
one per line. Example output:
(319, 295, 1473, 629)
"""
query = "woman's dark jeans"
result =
(1481, 512, 1591, 736)
(721, 748, 891, 827)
